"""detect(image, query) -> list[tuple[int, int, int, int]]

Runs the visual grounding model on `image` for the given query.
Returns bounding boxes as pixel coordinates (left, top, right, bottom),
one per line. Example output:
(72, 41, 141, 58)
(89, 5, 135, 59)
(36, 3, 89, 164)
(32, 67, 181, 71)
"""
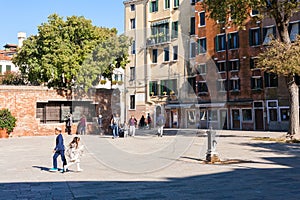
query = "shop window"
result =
(242, 109, 252, 121)
(280, 108, 290, 121)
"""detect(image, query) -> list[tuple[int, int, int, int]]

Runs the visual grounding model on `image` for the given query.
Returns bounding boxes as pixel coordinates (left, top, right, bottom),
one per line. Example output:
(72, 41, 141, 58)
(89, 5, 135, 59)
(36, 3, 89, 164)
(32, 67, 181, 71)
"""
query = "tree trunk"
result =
(287, 77, 300, 139)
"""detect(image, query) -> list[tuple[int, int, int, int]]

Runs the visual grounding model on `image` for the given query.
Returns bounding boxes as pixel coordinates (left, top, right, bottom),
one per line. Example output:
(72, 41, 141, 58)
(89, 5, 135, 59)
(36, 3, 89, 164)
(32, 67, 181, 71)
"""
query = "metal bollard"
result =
(206, 128, 220, 162)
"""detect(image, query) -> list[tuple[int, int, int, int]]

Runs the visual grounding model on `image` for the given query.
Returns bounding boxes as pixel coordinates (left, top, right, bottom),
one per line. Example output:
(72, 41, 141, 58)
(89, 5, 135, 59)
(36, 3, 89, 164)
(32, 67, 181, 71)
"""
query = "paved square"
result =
(0, 129, 299, 199)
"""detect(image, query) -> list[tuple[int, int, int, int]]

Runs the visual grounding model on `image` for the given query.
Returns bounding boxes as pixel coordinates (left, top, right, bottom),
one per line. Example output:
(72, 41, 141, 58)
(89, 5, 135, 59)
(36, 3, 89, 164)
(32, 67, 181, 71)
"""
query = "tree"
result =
(79, 34, 131, 90)
(12, 14, 123, 92)
(203, 0, 300, 139)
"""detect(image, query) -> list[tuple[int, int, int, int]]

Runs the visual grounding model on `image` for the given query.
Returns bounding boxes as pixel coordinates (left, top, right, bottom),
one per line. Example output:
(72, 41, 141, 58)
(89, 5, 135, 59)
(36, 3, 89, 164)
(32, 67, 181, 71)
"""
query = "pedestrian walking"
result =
(64, 136, 84, 172)
(128, 115, 137, 136)
(147, 113, 152, 129)
(156, 114, 165, 137)
(50, 127, 67, 172)
(97, 114, 103, 134)
(139, 115, 146, 129)
(79, 115, 87, 135)
(110, 113, 120, 139)
(65, 113, 73, 135)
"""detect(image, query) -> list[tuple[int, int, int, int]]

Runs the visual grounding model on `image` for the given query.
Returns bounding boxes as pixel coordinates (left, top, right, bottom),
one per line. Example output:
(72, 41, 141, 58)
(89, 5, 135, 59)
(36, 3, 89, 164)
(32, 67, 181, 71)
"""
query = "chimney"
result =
(17, 32, 26, 47)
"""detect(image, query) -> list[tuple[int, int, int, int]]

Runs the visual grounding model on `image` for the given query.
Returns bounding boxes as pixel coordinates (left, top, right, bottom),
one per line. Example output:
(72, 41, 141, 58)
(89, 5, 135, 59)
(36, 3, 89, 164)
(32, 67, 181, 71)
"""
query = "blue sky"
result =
(0, 0, 125, 47)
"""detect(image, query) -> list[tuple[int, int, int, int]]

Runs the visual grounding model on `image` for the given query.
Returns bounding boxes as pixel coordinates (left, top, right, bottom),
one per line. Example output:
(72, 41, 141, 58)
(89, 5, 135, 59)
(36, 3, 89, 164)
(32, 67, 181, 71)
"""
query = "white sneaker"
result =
(77, 168, 83, 172)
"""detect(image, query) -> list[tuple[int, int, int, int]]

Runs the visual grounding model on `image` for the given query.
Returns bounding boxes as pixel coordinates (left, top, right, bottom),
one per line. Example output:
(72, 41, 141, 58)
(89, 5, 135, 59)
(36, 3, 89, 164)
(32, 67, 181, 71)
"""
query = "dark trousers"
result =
(53, 150, 67, 169)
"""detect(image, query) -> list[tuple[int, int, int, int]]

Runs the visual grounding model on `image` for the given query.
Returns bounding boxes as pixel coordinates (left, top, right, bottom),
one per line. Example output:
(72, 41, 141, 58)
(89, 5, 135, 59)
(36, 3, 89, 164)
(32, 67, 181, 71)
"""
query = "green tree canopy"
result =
(12, 14, 129, 92)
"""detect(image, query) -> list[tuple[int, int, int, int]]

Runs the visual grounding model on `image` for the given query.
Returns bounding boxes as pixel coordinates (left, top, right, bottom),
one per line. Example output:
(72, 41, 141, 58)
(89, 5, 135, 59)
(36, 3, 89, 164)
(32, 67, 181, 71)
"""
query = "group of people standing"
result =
(109, 113, 165, 139)
(65, 113, 87, 135)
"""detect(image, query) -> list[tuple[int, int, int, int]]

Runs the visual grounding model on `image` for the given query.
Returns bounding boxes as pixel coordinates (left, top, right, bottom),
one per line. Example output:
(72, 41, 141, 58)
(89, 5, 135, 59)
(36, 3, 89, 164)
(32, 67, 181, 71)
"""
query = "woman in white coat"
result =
(64, 137, 84, 172)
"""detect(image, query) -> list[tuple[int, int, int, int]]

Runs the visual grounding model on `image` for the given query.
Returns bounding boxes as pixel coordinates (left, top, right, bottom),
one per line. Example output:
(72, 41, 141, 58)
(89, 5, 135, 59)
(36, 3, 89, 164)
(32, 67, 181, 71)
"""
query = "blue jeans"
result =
(53, 150, 67, 169)
(112, 124, 119, 138)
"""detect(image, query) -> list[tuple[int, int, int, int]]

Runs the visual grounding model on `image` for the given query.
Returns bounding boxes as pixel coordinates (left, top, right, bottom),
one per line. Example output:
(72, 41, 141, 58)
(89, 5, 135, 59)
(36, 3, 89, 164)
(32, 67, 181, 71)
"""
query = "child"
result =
(50, 127, 67, 172)
(64, 137, 84, 172)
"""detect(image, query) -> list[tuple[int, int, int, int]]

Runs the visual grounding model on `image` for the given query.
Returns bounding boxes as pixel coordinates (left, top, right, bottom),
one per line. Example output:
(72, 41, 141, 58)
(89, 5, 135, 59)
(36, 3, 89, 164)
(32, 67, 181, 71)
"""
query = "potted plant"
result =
(100, 79, 107, 85)
(0, 108, 17, 138)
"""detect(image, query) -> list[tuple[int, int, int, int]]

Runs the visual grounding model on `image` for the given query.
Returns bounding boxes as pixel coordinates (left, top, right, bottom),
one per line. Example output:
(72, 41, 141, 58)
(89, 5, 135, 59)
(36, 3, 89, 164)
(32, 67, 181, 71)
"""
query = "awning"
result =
(195, 103, 226, 108)
(151, 19, 169, 26)
(165, 104, 192, 109)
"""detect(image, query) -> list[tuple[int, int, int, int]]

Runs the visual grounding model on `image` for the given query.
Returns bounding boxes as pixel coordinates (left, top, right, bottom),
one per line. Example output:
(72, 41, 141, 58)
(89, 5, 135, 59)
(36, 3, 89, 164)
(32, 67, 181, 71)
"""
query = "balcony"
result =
(147, 34, 171, 47)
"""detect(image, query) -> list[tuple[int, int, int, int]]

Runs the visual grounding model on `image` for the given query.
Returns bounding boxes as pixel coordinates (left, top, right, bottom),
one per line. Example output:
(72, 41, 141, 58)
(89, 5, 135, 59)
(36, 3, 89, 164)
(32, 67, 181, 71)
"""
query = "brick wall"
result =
(0, 86, 118, 137)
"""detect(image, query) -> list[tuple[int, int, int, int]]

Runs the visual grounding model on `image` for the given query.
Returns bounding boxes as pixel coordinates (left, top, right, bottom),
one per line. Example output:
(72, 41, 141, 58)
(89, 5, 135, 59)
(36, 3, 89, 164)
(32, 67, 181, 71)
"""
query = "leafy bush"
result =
(1, 71, 24, 85)
(0, 109, 17, 134)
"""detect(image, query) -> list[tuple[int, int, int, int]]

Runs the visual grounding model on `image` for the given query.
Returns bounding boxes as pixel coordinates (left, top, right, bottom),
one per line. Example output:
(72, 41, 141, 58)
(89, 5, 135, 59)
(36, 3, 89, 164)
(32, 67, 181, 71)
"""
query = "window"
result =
(131, 40, 136, 54)
(150, 0, 158, 12)
(190, 42, 196, 58)
(197, 64, 206, 75)
(130, 67, 136, 80)
(174, 0, 179, 8)
(230, 79, 240, 91)
(264, 72, 278, 87)
(216, 61, 226, 72)
(229, 59, 239, 71)
(149, 81, 158, 95)
(164, 47, 169, 62)
(288, 21, 300, 42)
(165, 0, 170, 9)
(173, 46, 178, 60)
(161, 79, 177, 95)
(199, 12, 205, 27)
(6, 65, 11, 72)
(280, 108, 290, 121)
(190, 17, 195, 35)
(251, 9, 259, 16)
(37, 101, 94, 124)
(215, 34, 226, 51)
(198, 81, 208, 94)
(130, 18, 136, 29)
(228, 32, 239, 49)
(250, 57, 259, 69)
(208, 110, 218, 121)
(187, 76, 196, 94)
(242, 109, 252, 121)
(152, 49, 158, 63)
(172, 21, 178, 39)
(114, 74, 119, 81)
(130, 95, 135, 110)
(217, 79, 227, 92)
(249, 28, 261, 46)
(150, 21, 170, 44)
(263, 26, 276, 45)
(251, 76, 263, 90)
(268, 101, 278, 122)
(130, 4, 135, 11)
(197, 38, 207, 54)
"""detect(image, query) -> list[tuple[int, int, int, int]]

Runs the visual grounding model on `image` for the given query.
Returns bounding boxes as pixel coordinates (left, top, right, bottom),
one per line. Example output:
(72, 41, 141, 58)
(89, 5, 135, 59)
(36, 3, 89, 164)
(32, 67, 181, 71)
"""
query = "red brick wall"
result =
(0, 86, 71, 136)
(0, 86, 118, 137)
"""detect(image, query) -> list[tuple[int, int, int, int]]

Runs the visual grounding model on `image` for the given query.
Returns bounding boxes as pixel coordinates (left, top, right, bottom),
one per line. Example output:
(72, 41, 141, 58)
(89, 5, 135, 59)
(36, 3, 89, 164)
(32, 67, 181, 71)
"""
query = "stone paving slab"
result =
(0, 129, 299, 199)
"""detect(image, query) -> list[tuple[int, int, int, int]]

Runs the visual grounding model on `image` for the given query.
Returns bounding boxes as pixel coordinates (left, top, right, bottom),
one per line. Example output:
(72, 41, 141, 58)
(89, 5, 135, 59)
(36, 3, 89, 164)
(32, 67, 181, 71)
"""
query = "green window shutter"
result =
(215, 36, 219, 51)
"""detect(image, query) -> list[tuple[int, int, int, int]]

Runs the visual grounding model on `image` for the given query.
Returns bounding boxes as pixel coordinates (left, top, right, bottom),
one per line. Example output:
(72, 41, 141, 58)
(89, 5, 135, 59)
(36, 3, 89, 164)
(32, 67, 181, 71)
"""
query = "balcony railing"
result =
(147, 35, 171, 46)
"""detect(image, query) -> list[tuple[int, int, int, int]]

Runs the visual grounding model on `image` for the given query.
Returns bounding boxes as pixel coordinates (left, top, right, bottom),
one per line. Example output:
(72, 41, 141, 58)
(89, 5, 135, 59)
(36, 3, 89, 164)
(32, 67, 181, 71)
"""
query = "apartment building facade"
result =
(124, 0, 300, 131)
(124, 0, 196, 128)
(192, 2, 300, 131)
